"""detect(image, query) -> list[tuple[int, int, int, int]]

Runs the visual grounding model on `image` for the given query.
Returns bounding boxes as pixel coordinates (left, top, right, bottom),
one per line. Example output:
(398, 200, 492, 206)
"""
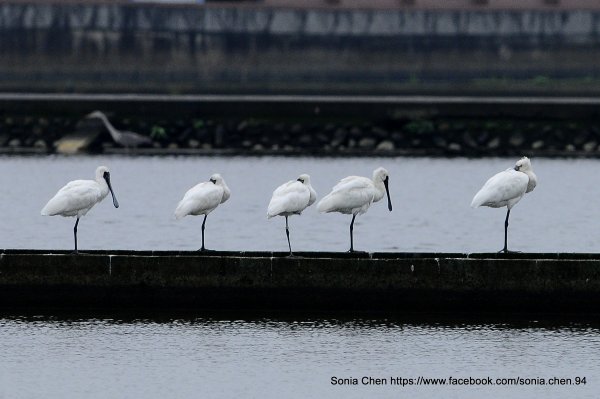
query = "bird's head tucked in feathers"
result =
(210, 173, 224, 185)
(514, 157, 532, 172)
(209, 173, 230, 203)
(297, 174, 311, 185)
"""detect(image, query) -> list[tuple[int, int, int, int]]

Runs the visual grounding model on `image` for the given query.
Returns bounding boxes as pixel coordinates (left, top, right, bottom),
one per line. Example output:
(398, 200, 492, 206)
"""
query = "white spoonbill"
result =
(471, 157, 537, 253)
(267, 174, 317, 256)
(41, 166, 119, 254)
(317, 167, 392, 252)
(175, 173, 231, 251)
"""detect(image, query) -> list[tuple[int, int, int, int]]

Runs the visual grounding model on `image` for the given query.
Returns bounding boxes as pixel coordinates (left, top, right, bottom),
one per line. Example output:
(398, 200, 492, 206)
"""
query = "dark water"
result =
(0, 155, 596, 253)
(0, 314, 597, 399)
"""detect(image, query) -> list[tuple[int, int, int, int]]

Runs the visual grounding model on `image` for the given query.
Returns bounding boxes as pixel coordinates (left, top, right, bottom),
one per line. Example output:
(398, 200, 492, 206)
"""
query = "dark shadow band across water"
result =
(2, 308, 600, 331)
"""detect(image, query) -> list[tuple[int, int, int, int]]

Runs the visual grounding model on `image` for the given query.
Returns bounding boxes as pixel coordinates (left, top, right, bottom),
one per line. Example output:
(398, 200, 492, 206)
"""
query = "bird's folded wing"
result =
(331, 176, 366, 192)
(318, 178, 374, 213)
(175, 182, 222, 217)
(271, 180, 295, 197)
(471, 169, 528, 207)
(268, 181, 309, 216)
(42, 180, 102, 215)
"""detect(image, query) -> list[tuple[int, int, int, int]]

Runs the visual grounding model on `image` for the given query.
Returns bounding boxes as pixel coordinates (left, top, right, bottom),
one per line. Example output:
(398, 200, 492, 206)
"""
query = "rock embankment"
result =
(1, 112, 599, 156)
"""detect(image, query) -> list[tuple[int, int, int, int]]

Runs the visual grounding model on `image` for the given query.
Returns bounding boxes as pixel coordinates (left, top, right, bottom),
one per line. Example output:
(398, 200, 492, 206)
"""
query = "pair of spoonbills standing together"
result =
(265, 168, 393, 255)
(41, 157, 536, 254)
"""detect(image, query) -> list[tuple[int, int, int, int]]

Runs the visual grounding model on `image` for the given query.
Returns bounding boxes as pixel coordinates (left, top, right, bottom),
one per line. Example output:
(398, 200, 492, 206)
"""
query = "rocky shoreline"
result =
(1, 111, 600, 157)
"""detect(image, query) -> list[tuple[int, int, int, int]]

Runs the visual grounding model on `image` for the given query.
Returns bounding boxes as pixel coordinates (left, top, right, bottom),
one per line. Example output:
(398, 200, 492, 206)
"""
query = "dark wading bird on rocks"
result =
(41, 166, 120, 254)
(87, 110, 153, 149)
(471, 156, 538, 253)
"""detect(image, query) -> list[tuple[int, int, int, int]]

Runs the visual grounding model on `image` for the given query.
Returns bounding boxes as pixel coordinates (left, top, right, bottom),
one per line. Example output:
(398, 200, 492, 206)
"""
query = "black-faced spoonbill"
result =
(41, 165, 119, 254)
(317, 167, 392, 252)
(175, 173, 231, 251)
(267, 174, 317, 256)
(86, 110, 153, 148)
(471, 157, 537, 253)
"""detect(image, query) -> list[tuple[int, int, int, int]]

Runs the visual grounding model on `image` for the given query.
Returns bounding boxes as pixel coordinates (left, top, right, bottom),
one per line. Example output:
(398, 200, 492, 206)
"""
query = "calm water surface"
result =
(0, 155, 598, 252)
(1, 156, 599, 398)
(0, 314, 597, 399)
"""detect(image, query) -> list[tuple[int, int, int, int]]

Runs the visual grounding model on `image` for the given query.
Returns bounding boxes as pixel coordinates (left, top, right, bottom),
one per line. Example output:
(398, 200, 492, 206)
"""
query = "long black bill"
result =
(104, 172, 119, 208)
(384, 176, 392, 211)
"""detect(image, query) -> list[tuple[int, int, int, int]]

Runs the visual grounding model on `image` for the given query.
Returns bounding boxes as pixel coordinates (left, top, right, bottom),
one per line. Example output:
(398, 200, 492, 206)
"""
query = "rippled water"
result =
(0, 314, 597, 399)
(0, 155, 597, 252)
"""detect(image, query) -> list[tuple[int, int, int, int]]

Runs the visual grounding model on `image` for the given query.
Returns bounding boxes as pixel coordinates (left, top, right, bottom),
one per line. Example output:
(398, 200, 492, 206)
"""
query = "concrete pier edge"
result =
(0, 250, 599, 313)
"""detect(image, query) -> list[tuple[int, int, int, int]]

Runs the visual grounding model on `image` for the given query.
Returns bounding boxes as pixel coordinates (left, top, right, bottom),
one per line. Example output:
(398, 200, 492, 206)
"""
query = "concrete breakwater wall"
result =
(1, 250, 599, 313)
(2, 2, 600, 94)
(2, 95, 600, 156)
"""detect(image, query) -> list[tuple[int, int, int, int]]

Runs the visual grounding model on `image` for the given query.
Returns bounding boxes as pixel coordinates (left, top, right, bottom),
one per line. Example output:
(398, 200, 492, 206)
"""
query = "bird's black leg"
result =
(200, 214, 208, 251)
(73, 217, 80, 255)
(500, 209, 510, 253)
(285, 216, 293, 256)
(348, 214, 356, 252)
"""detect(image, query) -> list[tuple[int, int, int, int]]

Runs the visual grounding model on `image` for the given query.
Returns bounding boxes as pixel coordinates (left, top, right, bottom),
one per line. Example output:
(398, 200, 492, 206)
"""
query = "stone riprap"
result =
(1, 106, 600, 156)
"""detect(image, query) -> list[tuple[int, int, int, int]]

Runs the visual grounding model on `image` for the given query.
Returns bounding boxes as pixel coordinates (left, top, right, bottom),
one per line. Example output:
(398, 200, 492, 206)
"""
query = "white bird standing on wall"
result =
(41, 166, 120, 254)
(317, 167, 392, 252)
(471, 157, 538, 253)
(267, 174, 317, 256)
(175, 173, 231, 251)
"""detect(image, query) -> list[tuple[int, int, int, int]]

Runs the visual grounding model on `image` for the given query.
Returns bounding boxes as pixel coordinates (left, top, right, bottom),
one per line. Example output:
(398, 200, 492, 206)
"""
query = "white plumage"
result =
(175, 173, 230, 251)
(471, 168, 531, 209)
(267, 174, 316, 255)
(318, 167, 392, 252)
(41, 165, 119, 253)
(471, 157, 538, 252)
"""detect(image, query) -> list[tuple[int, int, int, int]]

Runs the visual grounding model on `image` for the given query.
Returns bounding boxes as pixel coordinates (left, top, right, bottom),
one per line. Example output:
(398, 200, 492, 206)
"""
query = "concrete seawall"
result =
(1, 250, 599, 313)
(2, 2, 600, 94)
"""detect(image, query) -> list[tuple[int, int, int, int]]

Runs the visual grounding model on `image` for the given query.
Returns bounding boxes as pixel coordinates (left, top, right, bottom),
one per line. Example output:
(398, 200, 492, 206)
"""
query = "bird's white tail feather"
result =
(316, 194, 335, 213)
(41, 198, 61, 216)
(174, 202, 191, 220)
(470, 190, 486, 208)
(267, 198, 288, 218)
